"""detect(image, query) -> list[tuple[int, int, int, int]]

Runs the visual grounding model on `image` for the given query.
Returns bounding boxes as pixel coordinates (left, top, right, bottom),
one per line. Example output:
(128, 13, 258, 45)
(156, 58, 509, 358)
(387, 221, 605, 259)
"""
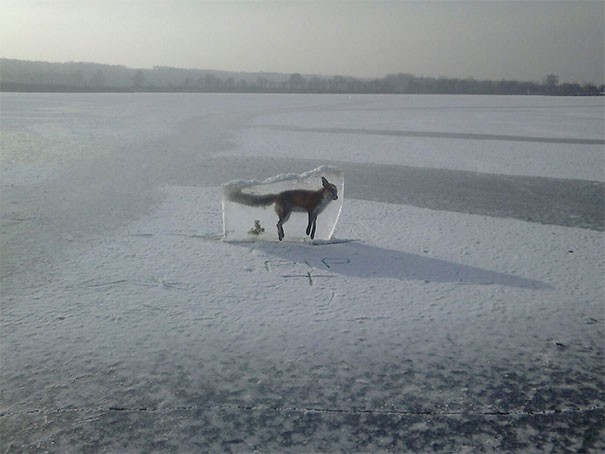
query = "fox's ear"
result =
(321, 176, 329, 187)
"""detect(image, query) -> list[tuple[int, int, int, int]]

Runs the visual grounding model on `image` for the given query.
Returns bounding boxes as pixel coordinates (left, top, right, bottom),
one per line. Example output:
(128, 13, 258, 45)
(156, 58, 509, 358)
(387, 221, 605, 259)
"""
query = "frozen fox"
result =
(227, 176, 338, 241)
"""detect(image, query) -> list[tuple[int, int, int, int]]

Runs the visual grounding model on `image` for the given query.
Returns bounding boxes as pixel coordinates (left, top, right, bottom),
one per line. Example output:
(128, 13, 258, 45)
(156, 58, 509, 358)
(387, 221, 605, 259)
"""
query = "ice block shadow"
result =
(238, 240, 551, 289)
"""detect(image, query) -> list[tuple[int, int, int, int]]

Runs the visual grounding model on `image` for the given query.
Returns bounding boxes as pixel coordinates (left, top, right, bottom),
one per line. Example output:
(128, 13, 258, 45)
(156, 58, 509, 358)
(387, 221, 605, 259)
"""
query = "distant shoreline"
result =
(2, 59, 603, 96)
(2, 85, 603, 96)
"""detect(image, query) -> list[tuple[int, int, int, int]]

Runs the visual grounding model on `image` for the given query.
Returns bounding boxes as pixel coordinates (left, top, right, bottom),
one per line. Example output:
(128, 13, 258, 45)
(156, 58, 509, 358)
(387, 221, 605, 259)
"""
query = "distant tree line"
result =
(1, 59, 603, 96)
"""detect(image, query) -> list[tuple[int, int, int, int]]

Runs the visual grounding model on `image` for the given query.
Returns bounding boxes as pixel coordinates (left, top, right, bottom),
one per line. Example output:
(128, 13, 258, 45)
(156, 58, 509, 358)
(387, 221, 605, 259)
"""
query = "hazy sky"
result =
(1, 0, 603, 83)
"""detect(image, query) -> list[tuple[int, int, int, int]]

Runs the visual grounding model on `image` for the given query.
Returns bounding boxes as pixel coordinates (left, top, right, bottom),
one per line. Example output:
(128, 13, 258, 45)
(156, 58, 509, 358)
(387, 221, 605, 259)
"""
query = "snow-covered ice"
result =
(1, 93, 603, 452)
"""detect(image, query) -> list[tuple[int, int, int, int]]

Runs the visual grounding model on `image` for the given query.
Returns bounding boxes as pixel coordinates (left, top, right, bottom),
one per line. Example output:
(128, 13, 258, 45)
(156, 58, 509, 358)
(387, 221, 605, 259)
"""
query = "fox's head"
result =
(321, 176, 338, 200)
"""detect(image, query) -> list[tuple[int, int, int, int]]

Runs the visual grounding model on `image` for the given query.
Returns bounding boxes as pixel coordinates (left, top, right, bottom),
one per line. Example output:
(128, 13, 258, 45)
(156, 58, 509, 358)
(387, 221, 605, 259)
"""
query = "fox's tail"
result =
(225, 186, 277, 207)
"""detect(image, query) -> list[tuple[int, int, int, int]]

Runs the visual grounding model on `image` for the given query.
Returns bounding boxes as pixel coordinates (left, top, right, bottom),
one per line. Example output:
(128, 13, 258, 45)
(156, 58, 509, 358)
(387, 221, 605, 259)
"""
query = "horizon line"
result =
(3, 57, 604, 86)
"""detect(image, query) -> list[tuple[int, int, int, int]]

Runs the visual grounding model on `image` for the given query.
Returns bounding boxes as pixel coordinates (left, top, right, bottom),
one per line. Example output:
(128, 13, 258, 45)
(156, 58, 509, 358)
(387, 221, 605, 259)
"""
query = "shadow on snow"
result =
(233, 239, 551, 290)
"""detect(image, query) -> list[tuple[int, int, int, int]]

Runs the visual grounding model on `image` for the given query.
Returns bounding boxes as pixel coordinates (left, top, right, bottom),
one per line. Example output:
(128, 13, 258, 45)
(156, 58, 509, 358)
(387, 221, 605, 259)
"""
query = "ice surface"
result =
(227, 96, 605, 182)
(222, 166, 344, 241)
(1, 94, 603, 453)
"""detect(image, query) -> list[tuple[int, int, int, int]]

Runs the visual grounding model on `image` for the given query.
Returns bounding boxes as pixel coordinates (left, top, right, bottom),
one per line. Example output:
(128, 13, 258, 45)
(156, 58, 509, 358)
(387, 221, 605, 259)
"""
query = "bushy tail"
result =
(225, 186, 277, 207)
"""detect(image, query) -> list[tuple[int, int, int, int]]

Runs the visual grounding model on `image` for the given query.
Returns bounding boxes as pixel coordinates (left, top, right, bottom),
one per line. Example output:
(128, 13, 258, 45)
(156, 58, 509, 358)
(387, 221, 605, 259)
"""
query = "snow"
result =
(1, 93, 603, 452)
(227, 96, 604, 181)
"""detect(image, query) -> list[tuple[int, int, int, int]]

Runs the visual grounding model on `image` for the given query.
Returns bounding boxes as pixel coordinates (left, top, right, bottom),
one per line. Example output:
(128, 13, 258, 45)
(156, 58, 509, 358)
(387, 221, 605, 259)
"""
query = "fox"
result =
(227, 176, 338, 241)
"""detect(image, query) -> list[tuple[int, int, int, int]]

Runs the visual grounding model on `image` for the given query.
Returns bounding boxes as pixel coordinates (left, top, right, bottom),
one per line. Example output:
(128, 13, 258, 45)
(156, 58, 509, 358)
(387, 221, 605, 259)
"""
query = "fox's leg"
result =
(306, 212, 317, 239)
(277, 212, 290, 241)
(275, 202, 290, 241)
(306, 213, 313, 236)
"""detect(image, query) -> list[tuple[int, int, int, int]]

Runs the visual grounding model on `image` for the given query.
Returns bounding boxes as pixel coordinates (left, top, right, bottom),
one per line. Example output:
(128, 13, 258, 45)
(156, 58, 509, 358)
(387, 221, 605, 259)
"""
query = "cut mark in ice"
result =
(223, 166, 344, 242)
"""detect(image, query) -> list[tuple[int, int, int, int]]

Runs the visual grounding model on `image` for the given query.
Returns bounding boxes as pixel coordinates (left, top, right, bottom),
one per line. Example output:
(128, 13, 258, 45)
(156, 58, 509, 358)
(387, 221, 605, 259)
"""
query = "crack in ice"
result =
(3, 403, 603, 419)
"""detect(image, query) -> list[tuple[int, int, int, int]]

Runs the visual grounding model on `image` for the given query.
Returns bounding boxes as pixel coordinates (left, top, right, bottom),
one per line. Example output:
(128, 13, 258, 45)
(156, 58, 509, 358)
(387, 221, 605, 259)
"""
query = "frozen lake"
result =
(1, 93, 604, 452)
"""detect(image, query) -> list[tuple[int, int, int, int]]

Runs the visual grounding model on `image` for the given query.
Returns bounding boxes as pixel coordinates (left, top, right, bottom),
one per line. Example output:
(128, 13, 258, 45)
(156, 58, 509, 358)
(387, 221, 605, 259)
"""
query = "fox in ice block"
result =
(227, 176, 338, 241)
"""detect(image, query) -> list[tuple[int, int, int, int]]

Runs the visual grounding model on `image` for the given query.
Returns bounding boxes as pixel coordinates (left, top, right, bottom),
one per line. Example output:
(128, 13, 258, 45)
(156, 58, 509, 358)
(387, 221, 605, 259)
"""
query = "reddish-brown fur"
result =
(227, 176, 338, 240)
